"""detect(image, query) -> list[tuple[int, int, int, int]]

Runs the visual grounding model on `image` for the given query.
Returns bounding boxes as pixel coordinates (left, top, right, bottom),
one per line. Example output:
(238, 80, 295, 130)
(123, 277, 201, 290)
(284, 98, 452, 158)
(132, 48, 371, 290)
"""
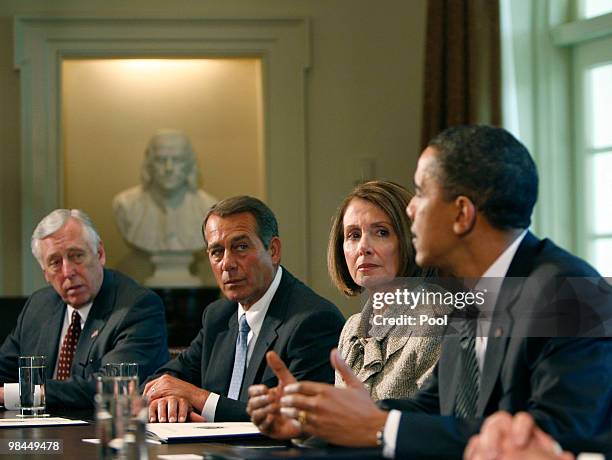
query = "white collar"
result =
(481, 230, 528, 278)
(237, 266, 283, 335)
(475, 230, 528, 318)
(66, 301, 93, 327)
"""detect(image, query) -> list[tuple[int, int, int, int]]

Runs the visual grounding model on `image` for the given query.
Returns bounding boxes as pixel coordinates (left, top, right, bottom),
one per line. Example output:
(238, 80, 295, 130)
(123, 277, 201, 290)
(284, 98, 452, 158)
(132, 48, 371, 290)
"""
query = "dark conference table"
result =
(1, 410, 609, 460)
(0, 409, 383, 459)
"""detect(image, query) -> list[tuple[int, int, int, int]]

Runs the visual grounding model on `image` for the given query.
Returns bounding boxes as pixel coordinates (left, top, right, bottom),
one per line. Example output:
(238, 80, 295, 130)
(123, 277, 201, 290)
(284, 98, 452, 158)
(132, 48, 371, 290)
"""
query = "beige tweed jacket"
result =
(335, 293, 452, 402)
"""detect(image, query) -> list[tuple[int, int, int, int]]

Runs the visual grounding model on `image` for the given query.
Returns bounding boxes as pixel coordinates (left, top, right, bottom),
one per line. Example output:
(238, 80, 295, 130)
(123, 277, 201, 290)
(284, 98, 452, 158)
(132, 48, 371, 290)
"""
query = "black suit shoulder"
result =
(532, 237, 599, 276)
(100, 269, 164, 310)
(273, 269, 344, 318)
(198, 268, 343, 327)
(518, 235, 612, 337)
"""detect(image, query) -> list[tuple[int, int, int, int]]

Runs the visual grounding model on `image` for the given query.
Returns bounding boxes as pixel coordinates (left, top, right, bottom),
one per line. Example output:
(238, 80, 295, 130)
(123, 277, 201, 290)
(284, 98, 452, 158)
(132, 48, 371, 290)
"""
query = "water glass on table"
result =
(102, 362, 139, 395)
(17, 355, 48, 418)
(96, 363, 147, 459)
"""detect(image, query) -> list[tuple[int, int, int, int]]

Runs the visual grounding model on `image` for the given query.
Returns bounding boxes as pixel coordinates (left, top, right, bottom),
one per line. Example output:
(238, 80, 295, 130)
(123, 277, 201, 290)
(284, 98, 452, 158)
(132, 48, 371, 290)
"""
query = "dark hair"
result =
(202, 196, 279, 249)
(328, 180, 425, 297)
(428, 125, 538, 229)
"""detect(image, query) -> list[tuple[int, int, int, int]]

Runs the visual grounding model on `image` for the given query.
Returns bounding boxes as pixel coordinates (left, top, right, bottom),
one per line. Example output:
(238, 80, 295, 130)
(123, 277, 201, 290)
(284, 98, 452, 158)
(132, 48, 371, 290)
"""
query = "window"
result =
(574, 41, 612, 275)
(580, 0, 612, 18)
(502, 0, 612, 276)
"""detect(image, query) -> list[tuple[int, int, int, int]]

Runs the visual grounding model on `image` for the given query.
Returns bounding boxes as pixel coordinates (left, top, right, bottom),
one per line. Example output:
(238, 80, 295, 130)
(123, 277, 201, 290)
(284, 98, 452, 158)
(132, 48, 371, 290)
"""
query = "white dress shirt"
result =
(202, 266, 283, 421)
(382, 231, 527, 458)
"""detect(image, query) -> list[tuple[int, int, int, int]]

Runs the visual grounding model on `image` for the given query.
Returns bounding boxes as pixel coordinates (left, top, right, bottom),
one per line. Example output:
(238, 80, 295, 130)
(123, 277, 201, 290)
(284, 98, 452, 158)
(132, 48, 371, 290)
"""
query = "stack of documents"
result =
(146, 422, 262, 443)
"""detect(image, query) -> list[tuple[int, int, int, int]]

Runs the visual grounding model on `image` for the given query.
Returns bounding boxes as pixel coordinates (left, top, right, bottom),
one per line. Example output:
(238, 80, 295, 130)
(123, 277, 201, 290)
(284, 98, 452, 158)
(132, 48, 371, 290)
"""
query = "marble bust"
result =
(113, 129, 217, 253)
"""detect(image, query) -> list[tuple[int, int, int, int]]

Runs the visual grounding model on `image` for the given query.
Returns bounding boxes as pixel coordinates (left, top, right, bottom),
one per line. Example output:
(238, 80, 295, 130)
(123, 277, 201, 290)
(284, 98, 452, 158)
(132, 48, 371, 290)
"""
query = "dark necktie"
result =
(454, 304, 480, 419)
(227, 314, 250, 400)
(56, 310, 82, 380)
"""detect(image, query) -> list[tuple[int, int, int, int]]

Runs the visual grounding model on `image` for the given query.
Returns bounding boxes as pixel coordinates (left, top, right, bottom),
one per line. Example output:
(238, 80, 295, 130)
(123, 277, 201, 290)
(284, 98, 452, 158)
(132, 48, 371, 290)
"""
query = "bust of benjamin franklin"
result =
(113, 129, 217, 252)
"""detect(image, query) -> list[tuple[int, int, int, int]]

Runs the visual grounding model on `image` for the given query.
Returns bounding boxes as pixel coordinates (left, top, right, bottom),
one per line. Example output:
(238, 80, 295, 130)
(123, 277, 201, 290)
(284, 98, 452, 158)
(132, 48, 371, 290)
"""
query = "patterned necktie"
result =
(56, 310, 82, 380)
(454, 304, 480, 419)
(227, 314, 250, 400)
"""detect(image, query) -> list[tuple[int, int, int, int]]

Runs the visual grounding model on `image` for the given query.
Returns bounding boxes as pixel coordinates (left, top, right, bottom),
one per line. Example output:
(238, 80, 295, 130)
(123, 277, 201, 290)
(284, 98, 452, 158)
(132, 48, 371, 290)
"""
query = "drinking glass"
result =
(17, 356, 48, 417)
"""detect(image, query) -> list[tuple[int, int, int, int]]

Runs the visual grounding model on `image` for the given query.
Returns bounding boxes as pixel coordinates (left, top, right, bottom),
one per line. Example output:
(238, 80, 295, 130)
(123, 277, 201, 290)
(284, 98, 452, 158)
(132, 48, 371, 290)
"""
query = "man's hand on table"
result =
(143, 374, 209, 422)
(464, 411, 575, 460)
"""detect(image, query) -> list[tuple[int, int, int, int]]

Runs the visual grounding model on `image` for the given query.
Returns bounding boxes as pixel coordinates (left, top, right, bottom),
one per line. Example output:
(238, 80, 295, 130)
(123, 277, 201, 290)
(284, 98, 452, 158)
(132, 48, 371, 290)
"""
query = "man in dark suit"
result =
(144, 196, 344, 423)
(247, 126, 612, 458)
(0, 209, 169, 409)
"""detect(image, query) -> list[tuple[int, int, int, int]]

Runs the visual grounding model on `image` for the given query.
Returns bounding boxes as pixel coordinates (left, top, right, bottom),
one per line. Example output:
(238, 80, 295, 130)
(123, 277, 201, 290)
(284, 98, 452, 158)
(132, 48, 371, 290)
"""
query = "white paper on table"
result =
(82, 437, 161, 446)
(157, 455, 203, 460)
(146, 422, 262, 443)
(0, 417, 88, 428)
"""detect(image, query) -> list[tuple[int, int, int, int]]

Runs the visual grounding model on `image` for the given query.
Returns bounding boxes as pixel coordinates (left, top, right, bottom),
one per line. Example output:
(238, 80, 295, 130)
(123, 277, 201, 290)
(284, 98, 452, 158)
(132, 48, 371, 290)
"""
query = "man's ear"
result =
(97, 241, 107, 266)
(452, 196, 477, 236)
(268, 236, 282, 265)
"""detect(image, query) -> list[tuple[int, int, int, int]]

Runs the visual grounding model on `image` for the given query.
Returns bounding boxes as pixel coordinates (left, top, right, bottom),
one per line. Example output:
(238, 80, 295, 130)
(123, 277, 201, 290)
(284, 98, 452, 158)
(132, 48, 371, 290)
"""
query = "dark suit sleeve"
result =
(0, 298, 30, 383)
(215, 308, 345, 421)
(378, 362, 481, 459)
(384, 338, 612, 459)
(528, 338, 612, 440)
(214, 395, 248, 421)
(283, 308, 345, 382)
(46, 292, 169, 409)
(144, 320, 206, 385)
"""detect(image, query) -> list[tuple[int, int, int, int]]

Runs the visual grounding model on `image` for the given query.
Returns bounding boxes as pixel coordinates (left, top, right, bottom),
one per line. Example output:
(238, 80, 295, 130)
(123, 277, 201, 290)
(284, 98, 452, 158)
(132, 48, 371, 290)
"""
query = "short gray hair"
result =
(31, 209, 101, 268)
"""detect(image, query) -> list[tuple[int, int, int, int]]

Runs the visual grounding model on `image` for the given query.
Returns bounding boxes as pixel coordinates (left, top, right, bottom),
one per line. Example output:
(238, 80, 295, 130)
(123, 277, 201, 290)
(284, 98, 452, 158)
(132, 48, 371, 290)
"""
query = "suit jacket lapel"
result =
(72, 270, 114, 376)
(439, 332, 462, 414)
(208, 311, 239, 395)
(240, 316, 280, 395)
(478, 311, 512, 414)
(238, 269, 289, 399)
(478, 232, 540, 414)
(43, 299, 65, 379)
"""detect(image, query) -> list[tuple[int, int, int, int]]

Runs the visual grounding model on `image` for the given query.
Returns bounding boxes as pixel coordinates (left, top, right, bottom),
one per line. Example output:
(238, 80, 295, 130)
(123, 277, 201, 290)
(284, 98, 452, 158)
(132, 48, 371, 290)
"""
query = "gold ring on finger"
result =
(298, 410, 308, 425)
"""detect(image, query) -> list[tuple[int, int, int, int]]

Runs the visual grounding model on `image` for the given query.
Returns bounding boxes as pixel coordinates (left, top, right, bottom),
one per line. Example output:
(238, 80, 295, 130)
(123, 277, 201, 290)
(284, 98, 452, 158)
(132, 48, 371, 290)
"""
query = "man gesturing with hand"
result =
(248, 349, 389, 447)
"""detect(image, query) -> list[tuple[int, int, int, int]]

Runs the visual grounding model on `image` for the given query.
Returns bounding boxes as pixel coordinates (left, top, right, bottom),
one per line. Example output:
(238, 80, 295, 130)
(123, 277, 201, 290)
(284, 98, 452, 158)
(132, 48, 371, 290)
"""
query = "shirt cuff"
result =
(202, 392, 220, 421)
(382, 409, 401, 458)
(4, 383, 19, 410)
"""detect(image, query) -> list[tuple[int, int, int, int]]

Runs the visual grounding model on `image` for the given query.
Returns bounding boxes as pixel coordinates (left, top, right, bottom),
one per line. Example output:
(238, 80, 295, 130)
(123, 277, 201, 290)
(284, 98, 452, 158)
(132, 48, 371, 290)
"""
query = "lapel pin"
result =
(91, 329, 99, 338)
(494, 327, 503, 338)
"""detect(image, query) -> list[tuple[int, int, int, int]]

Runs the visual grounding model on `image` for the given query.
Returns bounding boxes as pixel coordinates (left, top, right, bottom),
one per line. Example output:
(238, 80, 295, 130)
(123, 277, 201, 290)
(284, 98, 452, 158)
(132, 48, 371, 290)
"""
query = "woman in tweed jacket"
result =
(328, 180, 451, 401)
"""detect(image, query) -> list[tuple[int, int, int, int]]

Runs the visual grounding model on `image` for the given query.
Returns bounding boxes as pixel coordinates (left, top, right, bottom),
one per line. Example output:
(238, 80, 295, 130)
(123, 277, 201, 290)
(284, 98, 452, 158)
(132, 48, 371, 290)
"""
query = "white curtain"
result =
(500, 0, 574, 249)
